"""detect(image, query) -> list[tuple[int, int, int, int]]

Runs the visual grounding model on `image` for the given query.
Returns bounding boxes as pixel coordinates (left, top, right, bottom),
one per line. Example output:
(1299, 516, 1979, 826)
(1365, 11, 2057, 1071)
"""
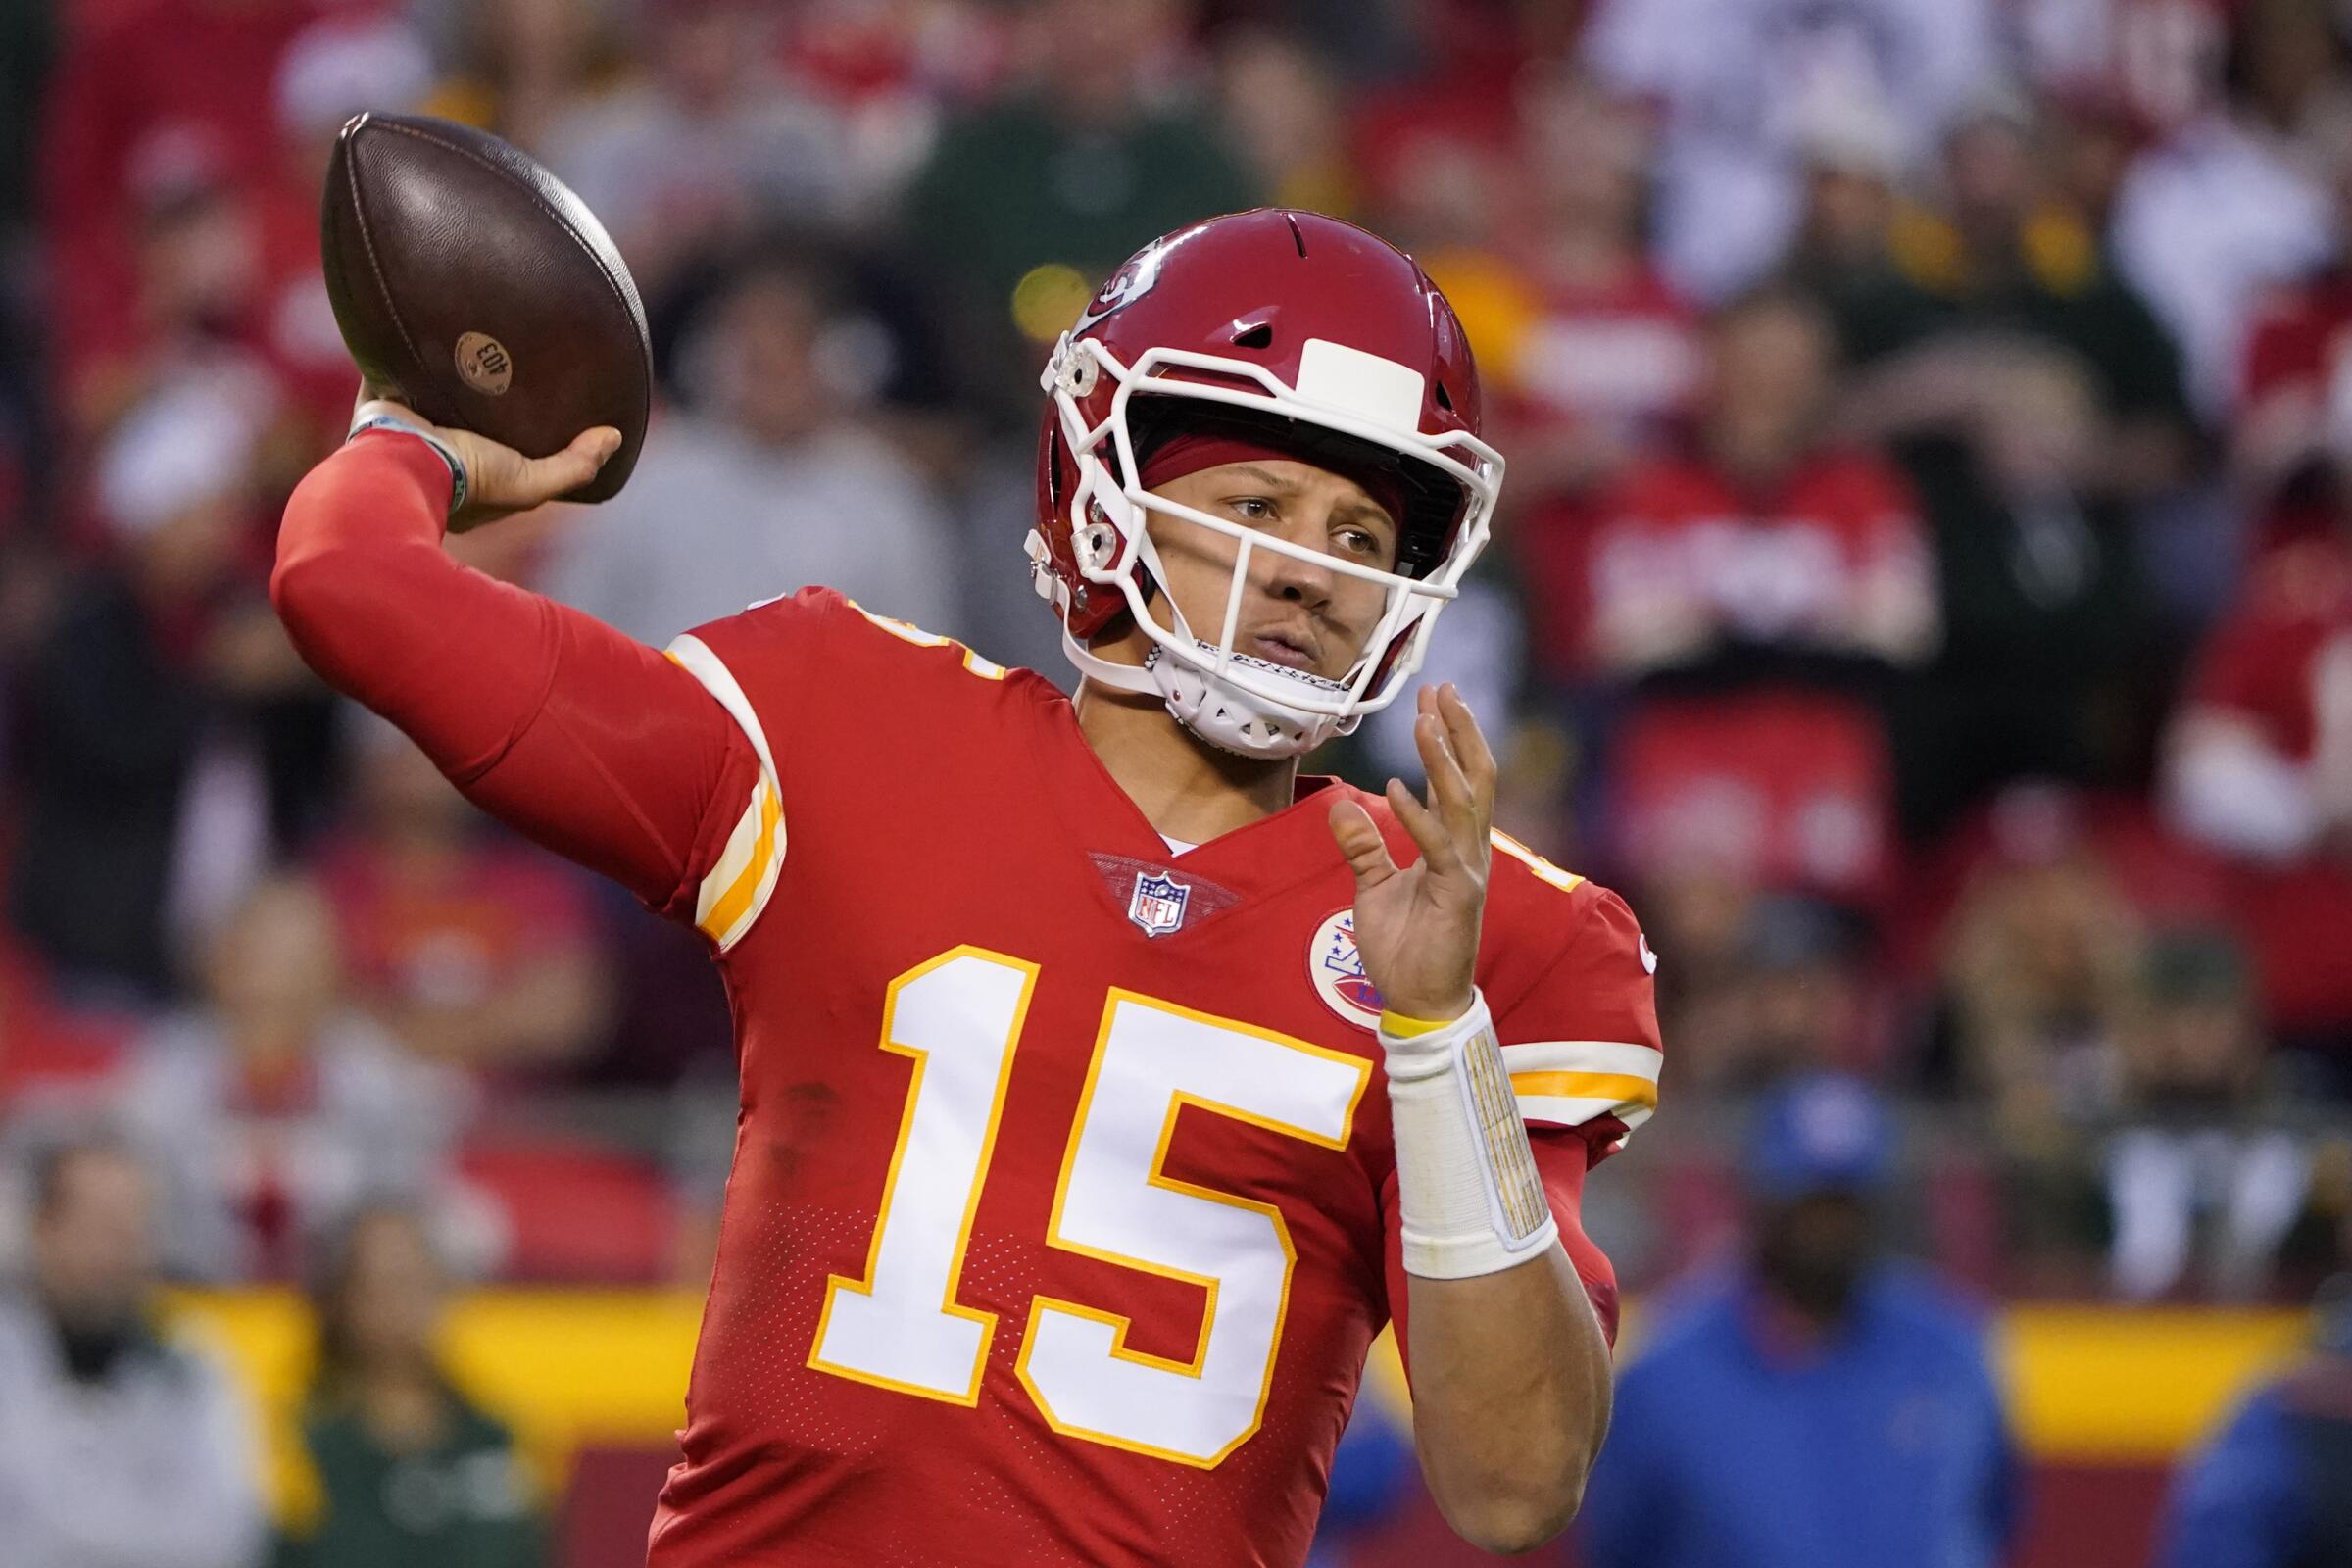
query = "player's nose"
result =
(1260, 549, 1337, 612)
(1255, 515, 1342, 610)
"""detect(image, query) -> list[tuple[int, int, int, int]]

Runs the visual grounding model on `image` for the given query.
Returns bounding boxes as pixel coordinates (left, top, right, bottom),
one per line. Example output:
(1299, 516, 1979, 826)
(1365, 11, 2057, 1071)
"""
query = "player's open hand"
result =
(1326, 683, 1494, 1024)
(352, 381, 619, 532)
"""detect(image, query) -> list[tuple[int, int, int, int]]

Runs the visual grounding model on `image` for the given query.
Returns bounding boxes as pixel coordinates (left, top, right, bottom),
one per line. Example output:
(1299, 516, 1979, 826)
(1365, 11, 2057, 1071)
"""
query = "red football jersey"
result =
(637, 588, 1663, 1568)
(2234, 273, 2352, 550)
(2188, 536, 2352, 766)
(1560, 448, 1931, 676)
(2183, 536, 2352, 1032)
(1506, 267, 1702, 445)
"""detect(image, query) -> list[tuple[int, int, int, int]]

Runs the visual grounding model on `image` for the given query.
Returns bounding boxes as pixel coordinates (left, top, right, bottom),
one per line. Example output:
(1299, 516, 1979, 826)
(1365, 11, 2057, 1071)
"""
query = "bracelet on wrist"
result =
(348, 414, 469, 519)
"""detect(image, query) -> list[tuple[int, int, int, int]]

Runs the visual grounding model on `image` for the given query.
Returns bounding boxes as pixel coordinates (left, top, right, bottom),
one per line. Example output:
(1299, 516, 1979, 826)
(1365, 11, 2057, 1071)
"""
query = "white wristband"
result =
(348, 401, 469, 519)
(1382, 990, 1558, 1279)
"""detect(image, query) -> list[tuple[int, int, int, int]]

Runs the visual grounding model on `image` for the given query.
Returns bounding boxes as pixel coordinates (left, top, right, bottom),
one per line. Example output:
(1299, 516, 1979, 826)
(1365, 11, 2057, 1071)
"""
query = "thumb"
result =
(1328, 796, 1396, 890)
(522, 426, 622, 498)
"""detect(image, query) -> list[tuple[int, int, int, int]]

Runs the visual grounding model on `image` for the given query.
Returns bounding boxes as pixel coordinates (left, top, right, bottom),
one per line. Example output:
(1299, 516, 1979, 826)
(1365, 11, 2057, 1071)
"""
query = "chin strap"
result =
(1040, 531, 1350, 759)
(1382, 990, 1559, 1279)
(1148, 642, 1354, 758)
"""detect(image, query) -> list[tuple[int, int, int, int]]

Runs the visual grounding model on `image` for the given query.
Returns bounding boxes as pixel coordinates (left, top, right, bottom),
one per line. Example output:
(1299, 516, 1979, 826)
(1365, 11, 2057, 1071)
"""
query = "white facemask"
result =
(1033, 332, 1504, 759)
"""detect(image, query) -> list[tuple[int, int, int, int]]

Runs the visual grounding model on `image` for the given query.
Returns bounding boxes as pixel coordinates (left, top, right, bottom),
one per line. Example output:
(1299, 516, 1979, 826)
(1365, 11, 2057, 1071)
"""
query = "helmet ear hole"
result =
(1434, 380, 1454, 413)
(1232, 321, 1274, 350)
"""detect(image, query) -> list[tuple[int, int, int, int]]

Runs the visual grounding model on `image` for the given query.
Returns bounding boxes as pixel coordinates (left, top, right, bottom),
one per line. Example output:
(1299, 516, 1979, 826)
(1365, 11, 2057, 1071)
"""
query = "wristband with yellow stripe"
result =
(1379, 989, 1559, 1279)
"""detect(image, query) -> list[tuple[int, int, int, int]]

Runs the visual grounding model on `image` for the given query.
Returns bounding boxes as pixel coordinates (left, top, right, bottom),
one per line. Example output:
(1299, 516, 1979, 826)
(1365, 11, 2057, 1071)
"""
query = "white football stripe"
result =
(712, 804, 784, 951)
(694, 783, 769, 930)
(667, 634, 778, 777)
(1498, 1040, 1662, 1082)
(1295, 338, 1427, 428)
(666, 634, 786, 953)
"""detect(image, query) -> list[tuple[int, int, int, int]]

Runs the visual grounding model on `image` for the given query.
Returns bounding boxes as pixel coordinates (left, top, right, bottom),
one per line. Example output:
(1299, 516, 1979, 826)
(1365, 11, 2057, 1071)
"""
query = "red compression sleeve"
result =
(271, 431, 758, 914)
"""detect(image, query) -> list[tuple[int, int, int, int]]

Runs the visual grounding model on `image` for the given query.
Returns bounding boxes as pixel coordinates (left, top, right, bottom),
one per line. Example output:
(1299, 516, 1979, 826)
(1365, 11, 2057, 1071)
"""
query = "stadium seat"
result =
(458, 1138, 676, 1283)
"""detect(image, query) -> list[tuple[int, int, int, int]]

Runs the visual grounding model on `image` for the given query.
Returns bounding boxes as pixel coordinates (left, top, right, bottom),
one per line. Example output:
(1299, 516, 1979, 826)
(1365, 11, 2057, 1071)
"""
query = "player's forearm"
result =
(271, 431, 554, 772)
(1380, 994, 1613, 1551)
(272, 431, 747, 910)
(1406, 1246, 1612, 1554)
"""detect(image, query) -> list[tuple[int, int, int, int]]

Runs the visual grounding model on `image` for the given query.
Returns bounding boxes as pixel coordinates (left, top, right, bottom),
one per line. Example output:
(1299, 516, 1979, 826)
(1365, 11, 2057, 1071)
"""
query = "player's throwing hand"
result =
(349, 381, 620, 532)
(1326, 682, 1494, 1023)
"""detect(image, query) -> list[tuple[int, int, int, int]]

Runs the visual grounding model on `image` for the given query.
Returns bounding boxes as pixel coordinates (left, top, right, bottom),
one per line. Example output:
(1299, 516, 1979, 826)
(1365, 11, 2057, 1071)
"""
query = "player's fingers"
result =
(1386, 776, 1460, 874)
(562, 425, 623, 472)
(1438, 683, 1498, 799)
(1415, 708, 1472, 811)
(514, 427, 622, 500)
(1435, 687, 1495, 865)
(1327, 797, 1397, 888)
(1414, 706, 1477, 844)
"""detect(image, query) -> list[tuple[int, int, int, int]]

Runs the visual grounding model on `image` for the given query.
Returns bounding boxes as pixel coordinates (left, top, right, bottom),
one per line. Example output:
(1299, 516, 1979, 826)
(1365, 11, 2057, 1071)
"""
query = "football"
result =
(319, 111, 651, 503)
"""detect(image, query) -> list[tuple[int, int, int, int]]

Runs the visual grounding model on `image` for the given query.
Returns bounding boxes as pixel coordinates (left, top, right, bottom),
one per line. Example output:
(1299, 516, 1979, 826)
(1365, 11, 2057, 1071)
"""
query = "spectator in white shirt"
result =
(119, 875, 470, 1284)
(1582, 0, 1999, 300)
(543, 0, 851, 300)
(2110, 0, 2352, 414)
(539, 248, 960, 647)
(0, 1139, 266, 1568)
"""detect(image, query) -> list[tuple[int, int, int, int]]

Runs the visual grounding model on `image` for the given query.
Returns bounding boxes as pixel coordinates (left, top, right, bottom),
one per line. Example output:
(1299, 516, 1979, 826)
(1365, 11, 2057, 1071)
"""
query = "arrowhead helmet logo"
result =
(1073, 238, 1175, 337)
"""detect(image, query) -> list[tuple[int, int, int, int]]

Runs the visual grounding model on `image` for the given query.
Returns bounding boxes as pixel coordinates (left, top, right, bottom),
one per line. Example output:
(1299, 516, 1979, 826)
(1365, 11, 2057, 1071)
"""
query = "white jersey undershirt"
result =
(1159, 834, 1197, 858)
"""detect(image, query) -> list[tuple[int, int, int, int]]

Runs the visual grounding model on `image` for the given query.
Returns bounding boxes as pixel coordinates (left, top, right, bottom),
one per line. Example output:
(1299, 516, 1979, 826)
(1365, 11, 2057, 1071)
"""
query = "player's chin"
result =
(1317, 643, 1372, 687)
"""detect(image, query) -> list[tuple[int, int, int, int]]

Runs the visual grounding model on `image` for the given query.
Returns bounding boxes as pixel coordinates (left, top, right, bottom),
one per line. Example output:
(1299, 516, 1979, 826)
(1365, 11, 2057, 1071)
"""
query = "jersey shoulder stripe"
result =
(666, 633, 786, 951)
(841, 599, 1008, 679)
(1498, 1039, 1660, 1133)
(1490, 829, 1584, 894)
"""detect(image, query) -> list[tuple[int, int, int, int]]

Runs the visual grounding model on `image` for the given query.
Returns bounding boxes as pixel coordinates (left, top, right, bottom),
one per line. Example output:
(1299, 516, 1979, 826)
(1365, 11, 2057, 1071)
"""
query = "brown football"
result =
(319, 112, 651, 503)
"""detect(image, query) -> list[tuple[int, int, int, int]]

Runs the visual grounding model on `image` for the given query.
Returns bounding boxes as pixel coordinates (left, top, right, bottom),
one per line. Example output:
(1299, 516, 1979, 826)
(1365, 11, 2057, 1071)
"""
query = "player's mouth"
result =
(1248, 631, 1318, 671)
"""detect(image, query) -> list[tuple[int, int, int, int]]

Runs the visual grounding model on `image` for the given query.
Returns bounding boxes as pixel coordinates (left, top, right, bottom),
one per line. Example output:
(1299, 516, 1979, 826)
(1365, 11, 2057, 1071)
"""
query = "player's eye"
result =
(1337, 523, 1396, 566)
(1228, 496, 1277, 523)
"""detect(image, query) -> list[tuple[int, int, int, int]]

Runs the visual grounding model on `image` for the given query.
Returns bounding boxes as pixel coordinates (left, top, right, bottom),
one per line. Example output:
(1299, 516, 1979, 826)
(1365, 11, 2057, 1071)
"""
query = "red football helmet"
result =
(1030, 209, 1504, 758)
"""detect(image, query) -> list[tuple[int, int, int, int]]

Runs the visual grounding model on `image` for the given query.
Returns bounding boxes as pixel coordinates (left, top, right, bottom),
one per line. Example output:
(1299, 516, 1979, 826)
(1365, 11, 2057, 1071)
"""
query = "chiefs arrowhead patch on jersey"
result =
(1307, 907, 1385, 1028)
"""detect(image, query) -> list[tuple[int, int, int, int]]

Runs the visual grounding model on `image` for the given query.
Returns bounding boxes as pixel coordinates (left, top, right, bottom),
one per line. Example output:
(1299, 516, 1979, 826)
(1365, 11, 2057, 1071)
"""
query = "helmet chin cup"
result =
(1147, 641, 1353, 760)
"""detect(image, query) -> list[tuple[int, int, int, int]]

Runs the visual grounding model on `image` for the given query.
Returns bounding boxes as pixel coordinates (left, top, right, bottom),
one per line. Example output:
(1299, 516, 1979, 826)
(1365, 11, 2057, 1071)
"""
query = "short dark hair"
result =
(307, 1201, 448, 1404)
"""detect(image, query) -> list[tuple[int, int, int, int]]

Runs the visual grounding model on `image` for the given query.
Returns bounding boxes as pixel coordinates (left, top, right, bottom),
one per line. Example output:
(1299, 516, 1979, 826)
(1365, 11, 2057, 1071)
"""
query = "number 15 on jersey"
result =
(808, 946, 1374, 1467)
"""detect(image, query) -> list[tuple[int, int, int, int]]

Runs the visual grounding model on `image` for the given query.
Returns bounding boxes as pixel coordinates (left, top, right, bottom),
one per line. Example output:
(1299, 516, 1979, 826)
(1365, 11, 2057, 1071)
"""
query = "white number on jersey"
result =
(808, 947, 1035, 1401)
(808, 949, 1373, 1466)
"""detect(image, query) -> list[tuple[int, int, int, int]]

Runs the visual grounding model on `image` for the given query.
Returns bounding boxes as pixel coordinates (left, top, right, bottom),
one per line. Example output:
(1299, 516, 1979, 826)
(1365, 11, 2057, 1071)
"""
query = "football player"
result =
(272, 209, 1663, 1565)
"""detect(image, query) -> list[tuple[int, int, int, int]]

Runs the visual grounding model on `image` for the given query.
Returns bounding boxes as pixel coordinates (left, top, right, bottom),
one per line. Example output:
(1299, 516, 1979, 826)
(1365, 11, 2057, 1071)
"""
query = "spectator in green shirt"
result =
(898, 0, 1258, 421)
(275, 1206, 544, 1568)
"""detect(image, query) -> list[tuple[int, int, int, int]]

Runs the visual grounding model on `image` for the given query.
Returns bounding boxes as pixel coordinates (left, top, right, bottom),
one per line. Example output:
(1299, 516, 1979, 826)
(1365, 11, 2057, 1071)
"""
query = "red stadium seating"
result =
(459, 1138, 676, 1283)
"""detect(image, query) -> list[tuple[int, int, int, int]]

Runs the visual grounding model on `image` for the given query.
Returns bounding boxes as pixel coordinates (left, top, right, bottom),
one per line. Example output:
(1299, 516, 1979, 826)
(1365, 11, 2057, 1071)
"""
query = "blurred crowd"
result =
(13, 1, 2352, 1562)
(2, 0, 2352, 1358)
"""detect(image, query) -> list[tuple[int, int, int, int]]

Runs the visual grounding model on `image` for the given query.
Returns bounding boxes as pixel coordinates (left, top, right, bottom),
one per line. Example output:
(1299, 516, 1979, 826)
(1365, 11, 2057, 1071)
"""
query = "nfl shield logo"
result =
(1127, 871, 1191, 938)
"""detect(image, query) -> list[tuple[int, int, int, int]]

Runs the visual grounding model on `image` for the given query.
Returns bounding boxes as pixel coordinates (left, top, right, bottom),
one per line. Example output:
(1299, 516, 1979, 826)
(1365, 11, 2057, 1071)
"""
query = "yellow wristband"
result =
(1377, 1008, 1455, 1039)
